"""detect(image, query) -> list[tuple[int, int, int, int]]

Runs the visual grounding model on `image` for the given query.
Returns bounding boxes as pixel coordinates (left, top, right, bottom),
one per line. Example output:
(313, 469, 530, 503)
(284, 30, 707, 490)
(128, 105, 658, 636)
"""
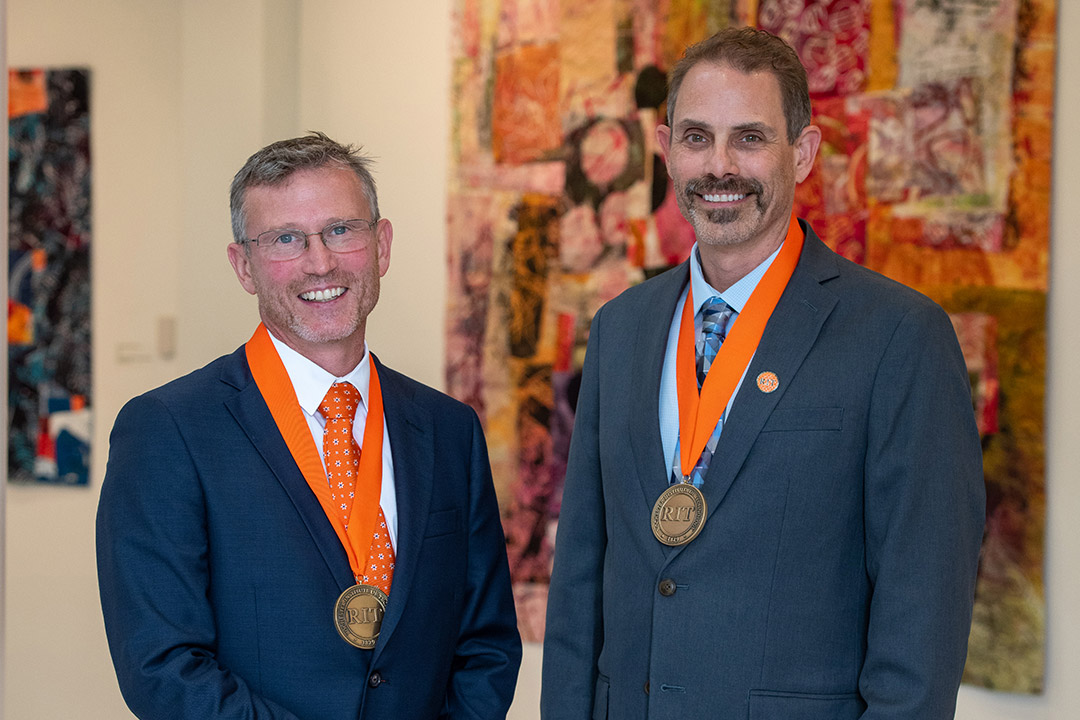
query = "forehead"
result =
(672, 62, 785, 130)
(245, 166, 370, 229)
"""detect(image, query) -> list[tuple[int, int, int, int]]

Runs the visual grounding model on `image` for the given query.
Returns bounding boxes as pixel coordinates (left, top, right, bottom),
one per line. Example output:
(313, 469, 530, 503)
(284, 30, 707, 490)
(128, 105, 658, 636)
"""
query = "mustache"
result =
(685, 176, 763, 198)
(289, 271, 354, 294)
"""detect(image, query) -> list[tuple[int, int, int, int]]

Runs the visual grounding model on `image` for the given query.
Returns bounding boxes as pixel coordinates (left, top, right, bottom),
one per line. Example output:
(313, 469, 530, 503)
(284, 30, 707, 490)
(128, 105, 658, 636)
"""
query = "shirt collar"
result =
(689, 241, 784, 315)
(265, 330, 371, 417)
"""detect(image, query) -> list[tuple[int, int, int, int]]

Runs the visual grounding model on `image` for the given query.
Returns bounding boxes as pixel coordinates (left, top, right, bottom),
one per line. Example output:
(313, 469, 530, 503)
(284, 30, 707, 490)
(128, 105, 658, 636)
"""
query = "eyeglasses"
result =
(240, 218, 378, 262)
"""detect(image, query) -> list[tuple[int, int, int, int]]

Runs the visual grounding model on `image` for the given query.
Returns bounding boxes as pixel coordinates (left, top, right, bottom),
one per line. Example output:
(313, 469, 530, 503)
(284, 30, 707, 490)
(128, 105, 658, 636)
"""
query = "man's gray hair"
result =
(229, 131, 380, 243)
(666, 27, 812, 144)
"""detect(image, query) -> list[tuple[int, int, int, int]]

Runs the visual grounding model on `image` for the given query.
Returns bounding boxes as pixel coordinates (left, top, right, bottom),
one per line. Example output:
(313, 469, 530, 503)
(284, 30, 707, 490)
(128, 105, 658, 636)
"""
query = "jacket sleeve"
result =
(96, 394, 302, 720)
(859, 301, 986, 718)
(441, 408, 523, 719)
(540, 305, 608, 719)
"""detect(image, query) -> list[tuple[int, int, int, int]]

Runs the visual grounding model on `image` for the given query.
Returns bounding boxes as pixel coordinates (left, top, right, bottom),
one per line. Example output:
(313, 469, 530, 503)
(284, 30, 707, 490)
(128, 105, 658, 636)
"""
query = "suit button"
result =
(644, 681, 650, 694)
(368, 671, 382, 688)
(658, 578, 676, 596)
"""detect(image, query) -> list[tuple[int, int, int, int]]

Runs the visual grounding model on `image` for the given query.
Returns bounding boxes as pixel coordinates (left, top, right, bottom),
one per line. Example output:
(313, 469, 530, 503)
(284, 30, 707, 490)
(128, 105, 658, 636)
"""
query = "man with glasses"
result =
(97, 132, 521, 719)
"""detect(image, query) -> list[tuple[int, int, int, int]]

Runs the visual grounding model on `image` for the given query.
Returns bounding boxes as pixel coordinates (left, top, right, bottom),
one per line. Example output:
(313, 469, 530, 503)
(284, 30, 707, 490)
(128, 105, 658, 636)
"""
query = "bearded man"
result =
(541, 27, 984, 720)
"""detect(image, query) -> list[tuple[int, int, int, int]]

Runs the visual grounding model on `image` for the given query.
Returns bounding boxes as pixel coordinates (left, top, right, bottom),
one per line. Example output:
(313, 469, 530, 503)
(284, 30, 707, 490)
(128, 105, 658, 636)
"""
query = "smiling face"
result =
(657, 62, 819, 266)
(227, 165, 392, 374)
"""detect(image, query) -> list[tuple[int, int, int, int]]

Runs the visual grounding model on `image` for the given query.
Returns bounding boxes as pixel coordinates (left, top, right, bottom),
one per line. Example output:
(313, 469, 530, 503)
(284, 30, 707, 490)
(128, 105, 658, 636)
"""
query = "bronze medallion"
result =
(333, 584, 388, 649)
(651, 483, 708, 546)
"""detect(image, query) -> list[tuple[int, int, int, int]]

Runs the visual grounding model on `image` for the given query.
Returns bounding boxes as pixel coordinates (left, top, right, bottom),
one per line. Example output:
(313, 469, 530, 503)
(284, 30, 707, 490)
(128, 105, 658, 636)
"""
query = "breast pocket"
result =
(760, 407, 843, 433)
(748, 690, 864, 720)
(424, 508, 460, 538)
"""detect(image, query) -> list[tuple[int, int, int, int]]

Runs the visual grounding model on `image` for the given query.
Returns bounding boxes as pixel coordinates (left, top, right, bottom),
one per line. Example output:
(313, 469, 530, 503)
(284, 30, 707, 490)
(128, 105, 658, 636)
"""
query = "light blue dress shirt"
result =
(658, 242, 783, 482)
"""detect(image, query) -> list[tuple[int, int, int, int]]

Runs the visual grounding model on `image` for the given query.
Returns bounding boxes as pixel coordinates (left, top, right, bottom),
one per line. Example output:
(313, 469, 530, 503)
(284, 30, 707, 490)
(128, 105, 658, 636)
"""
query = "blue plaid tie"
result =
(672, 296, 734, 487)
(696, 297, 733, 388)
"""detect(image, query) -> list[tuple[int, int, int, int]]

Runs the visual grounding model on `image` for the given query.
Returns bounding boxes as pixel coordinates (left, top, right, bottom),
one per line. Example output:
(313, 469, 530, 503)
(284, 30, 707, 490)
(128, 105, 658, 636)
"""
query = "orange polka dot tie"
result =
(319, 382, 395, 595)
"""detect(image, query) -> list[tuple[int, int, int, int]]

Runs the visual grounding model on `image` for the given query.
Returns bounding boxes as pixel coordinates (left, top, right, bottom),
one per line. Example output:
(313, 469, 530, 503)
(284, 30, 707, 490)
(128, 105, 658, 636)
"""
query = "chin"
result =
(692, 219, 755, 248)
(288, 315, 363, 346)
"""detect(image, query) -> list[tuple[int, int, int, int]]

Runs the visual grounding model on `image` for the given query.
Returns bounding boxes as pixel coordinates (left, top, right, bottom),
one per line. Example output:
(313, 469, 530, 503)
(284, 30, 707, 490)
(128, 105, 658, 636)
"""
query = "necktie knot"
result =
(319, 382, 360, 424)
(699, 297, 730, 337)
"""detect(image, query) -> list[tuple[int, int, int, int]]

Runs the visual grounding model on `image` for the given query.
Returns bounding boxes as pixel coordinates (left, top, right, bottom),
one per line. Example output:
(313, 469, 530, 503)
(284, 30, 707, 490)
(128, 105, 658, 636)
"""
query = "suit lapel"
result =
(629, 263, 691, 516)
(697, 227, 840, 517)
(222, 349, 432, 659)
(220, 350, 354, 590)
(367, 357, 434, 659)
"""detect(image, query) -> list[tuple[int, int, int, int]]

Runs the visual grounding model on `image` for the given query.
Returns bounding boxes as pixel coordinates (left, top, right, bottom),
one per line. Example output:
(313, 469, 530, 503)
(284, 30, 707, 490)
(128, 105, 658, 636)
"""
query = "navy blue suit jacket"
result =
(541, 223, 985, 720)
(97, 348, 521, 719)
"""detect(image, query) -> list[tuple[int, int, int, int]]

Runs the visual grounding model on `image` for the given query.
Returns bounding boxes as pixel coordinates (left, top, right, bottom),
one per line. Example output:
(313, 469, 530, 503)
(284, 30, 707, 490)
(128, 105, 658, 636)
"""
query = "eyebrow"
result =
(673, 118, 713, 133)
(674, 119, 777, 137)
(262, 217, 356, 231)
(731, 121, 775, 136)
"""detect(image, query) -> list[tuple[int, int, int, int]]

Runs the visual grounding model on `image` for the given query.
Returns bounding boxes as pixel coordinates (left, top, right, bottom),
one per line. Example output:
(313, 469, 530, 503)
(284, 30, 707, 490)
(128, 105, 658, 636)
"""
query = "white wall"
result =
(295, 0, 451, 387)
(3, 1, 291, 718)
(3, 1, 1078, 718)
(5, 3, 185, 718)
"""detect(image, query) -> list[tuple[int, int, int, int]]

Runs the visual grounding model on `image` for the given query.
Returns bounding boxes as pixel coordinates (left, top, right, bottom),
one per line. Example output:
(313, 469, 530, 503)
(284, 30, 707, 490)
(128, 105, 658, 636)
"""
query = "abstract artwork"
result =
(8, 68, 92, 485)
(446, 0, 1053, 692)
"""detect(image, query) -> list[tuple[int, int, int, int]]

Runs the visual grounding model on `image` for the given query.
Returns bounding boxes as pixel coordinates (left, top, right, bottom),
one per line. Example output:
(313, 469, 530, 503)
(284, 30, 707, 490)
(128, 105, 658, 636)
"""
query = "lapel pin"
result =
(756, 371, 779, 393)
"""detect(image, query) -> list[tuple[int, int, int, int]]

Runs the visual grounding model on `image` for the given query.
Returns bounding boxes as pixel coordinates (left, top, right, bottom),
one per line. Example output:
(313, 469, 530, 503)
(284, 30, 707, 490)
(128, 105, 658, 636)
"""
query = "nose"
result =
(299, 232, 337, 275)
(707, 142, 739, 178)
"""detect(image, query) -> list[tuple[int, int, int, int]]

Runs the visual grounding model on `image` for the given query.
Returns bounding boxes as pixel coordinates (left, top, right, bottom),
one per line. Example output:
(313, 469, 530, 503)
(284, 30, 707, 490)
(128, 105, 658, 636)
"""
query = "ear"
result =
(374, 218, 393, 277)
(655, 124, 673, 175)
(227, 242, 258, 295)
(793, 124, 822, 184)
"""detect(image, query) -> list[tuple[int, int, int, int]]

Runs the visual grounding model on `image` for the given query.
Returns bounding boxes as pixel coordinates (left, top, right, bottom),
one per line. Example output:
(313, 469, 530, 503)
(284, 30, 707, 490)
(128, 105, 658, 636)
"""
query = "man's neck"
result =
(303, 344, 368, 378)
(697, 236, 784, 292)
(265, 326, 368, 379)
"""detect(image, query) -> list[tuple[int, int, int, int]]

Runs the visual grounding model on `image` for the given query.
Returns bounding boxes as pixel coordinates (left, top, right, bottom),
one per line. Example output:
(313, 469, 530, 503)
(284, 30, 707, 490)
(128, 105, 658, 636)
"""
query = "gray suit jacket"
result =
(541, 221, 985, 720)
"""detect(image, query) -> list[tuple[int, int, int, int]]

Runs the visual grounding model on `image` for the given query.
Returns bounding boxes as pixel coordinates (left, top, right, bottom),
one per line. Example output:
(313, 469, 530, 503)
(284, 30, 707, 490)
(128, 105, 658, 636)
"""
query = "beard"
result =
(254, 267, 380, 347)
(679, 175, 769, 247)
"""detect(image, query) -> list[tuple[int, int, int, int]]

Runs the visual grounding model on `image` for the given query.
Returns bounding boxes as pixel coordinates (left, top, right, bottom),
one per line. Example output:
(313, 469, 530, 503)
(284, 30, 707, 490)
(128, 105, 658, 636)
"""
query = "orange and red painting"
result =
(446, 0, 1053, 692)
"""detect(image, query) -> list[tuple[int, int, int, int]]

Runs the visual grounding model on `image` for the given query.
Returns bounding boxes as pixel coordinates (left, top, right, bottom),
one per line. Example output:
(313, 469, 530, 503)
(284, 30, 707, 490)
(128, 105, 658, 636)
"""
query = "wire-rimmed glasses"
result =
(240, 218, 377, 262)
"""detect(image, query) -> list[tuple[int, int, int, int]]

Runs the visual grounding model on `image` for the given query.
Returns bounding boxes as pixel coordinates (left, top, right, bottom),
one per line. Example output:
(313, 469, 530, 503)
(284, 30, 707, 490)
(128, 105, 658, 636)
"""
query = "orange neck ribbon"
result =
(676, 214, 804, 478)
(246, 323, 385, 583)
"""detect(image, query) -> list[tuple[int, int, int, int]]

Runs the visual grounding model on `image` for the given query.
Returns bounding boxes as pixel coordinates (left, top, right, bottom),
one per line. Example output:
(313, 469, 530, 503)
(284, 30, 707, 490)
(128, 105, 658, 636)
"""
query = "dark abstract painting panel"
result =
(8, 68, 92, 485)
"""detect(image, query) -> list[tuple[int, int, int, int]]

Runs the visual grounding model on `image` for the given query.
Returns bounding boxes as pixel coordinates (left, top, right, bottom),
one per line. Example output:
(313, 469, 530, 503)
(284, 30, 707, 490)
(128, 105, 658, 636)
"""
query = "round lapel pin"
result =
(756, 371, 779, 393)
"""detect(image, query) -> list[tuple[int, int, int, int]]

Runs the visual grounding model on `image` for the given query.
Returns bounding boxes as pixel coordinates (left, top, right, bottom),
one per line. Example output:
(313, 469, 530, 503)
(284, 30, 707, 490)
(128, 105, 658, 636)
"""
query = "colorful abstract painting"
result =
(7, 68, 92, 485)
(446, 0, 1053, 693)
